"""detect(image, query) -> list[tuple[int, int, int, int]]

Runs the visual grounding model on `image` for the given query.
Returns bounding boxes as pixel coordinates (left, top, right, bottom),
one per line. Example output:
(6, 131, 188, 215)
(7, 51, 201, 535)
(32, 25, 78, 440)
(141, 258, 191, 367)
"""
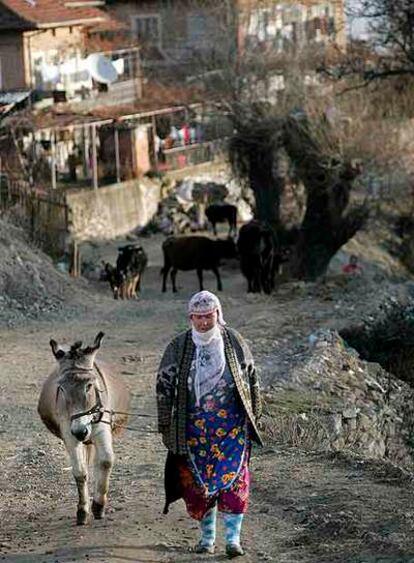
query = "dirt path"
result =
(1, 238, 414, 563)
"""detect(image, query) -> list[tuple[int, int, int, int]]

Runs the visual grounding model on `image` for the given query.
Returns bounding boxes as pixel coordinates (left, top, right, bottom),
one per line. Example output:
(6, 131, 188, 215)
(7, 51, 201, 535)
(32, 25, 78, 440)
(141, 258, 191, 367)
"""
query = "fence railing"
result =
(0, 178, 69, 259)
(162, 138, 228, 170)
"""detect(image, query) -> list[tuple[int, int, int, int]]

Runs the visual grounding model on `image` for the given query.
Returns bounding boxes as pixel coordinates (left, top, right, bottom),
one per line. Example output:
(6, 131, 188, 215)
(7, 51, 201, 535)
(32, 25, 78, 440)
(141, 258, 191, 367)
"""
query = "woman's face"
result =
(190, 310, 218, 332)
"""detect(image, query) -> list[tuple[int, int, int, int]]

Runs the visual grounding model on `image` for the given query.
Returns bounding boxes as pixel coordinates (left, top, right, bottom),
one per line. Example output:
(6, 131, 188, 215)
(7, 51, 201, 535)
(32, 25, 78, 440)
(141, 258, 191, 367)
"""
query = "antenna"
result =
(86, 54, 117, 84)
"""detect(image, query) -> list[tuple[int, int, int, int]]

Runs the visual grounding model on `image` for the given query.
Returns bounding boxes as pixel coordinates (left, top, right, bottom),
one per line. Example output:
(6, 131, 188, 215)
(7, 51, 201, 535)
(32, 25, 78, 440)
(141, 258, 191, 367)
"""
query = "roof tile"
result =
(0, 0, 105, 26)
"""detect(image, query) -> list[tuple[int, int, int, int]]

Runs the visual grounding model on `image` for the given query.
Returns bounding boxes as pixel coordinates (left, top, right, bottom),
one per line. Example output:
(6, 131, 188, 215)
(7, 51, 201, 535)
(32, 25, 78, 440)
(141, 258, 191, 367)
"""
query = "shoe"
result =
(226, 543, 245, 558)
(193, 542, 216, 554)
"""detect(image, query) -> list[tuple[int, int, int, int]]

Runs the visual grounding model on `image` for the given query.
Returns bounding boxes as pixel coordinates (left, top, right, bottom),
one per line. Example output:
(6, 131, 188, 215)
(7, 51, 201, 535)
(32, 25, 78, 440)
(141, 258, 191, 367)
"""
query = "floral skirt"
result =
(177, 410, 250, 521)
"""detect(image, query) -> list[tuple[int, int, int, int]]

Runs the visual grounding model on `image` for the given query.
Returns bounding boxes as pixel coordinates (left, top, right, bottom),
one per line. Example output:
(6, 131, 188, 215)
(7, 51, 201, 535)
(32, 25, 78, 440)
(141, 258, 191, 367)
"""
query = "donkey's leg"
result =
(66, 440, 90, 525)
(92, 429, 114, 519)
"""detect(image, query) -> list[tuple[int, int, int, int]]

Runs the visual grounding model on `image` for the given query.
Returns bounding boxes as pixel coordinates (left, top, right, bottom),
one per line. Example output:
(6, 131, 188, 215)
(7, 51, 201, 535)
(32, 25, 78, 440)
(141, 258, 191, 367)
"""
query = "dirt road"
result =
(1, 237, 414, 563)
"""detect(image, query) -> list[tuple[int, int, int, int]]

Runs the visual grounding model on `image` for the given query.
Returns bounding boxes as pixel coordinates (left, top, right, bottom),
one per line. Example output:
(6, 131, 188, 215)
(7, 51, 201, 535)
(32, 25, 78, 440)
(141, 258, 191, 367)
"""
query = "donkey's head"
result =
(50, 332, 105, 443)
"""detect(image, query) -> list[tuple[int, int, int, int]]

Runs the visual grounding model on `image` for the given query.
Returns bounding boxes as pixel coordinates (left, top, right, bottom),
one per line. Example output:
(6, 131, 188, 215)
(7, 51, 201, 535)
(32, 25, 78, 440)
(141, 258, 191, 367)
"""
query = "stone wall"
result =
(66, 178, 161, 242)
(262, 330, 414, 468)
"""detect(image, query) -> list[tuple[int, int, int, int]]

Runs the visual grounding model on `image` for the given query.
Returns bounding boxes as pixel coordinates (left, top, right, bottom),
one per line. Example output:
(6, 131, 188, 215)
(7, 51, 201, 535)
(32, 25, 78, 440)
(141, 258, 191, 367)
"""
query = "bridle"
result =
(69, 387, 108, 426)
(56, 365, 113, 427)
(56, 364, 155, 433)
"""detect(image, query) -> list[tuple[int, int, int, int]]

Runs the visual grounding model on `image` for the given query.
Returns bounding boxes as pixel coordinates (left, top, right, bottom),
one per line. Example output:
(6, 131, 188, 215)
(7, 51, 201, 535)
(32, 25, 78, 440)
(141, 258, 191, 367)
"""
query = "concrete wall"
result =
(66, 177, 160, 242)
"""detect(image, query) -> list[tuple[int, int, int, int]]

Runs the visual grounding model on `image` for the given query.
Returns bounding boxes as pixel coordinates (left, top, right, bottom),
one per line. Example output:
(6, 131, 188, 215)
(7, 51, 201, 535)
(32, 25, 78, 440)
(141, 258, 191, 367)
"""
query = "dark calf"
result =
(237, 220, 279, 294)
(205, 203, 237, 237)
(161, 235, 237, 292)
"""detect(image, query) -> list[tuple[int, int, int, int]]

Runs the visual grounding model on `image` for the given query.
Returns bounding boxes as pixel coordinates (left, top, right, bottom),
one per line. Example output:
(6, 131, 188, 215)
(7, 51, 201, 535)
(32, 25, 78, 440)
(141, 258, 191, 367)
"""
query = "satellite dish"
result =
(112, 58, 124, 75)
(86, 54, 117, 84)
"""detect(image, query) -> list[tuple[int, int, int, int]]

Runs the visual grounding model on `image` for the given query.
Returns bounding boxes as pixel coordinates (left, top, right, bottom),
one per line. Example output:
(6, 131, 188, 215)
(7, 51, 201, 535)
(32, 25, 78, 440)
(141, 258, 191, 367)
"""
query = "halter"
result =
(57, 364, 155, 433)
(69, 387, 109, 426)
(56, 366, 112, 427)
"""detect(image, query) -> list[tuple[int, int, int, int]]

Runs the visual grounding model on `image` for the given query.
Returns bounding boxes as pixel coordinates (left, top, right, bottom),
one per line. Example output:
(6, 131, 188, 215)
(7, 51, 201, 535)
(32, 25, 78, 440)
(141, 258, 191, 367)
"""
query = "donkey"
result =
(37, 332, 130, 525)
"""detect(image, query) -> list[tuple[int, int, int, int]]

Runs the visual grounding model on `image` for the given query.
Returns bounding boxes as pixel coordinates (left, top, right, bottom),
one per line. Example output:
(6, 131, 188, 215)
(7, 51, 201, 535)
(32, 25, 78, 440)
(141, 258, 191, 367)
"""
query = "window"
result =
(187, 14, 213, 41)
(132, 15, 161, 47)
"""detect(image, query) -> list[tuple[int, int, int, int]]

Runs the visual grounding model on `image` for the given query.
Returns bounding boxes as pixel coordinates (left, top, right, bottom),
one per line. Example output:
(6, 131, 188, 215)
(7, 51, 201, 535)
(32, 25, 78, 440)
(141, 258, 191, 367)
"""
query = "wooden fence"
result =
(0, 178, 69, 259)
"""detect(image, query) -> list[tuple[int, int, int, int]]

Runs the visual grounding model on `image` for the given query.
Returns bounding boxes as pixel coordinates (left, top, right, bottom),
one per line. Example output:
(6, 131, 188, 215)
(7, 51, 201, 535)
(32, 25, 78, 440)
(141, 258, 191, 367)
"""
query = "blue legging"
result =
(200, 507, 244, 547)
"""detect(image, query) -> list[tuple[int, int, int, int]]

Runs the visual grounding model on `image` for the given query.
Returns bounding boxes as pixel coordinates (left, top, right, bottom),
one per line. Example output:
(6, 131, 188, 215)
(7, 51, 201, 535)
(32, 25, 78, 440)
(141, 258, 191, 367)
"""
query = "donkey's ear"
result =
(93, 332, 105, 349)
(50, 339, 65, 359)
(83, 332, 105, 354)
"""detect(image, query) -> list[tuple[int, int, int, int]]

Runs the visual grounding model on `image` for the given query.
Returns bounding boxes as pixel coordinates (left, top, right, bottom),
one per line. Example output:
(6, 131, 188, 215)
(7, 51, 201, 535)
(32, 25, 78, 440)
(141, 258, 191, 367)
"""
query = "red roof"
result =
(0, 0, 105, 27)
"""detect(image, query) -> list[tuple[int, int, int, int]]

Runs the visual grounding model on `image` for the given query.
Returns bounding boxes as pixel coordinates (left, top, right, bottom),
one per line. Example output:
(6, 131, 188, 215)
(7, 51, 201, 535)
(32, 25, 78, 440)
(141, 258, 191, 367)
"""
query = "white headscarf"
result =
(188, 291, 226, 407)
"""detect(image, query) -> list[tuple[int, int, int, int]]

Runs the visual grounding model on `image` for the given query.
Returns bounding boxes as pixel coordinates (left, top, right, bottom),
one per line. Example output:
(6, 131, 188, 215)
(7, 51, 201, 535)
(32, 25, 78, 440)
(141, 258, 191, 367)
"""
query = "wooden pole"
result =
(114, 127, 121, 183)
(91, 124, 98, 190)
(51, 130, 57, 190)
(83, 124, 88, 179)
(152, 115, 158, 170)
(71, 239, 81, 277)
(77, 243, 81, 277)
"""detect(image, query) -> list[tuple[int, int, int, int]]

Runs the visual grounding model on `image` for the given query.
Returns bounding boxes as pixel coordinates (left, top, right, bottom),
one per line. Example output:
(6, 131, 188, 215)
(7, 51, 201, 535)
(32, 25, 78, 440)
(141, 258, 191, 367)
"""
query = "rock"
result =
(343, 407, 358, 419)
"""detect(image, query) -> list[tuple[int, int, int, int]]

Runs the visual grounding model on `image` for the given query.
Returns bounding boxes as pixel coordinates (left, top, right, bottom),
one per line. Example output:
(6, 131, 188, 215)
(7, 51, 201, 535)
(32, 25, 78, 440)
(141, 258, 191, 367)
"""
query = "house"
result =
(238, 0, 346, 52)
(0, 0, 142, 102)
(104, 0, 346, 77)
(0, 0, 35, 91)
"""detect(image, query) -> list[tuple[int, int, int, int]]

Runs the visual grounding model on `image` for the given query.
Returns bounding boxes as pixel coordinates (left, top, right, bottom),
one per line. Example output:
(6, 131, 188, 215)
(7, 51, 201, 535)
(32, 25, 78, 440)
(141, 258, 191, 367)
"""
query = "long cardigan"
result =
(156, 326, 263, 456)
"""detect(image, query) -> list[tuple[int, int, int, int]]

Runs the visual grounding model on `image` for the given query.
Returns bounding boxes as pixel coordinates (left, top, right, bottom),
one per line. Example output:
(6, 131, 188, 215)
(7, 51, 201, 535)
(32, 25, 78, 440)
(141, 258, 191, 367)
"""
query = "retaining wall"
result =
(66, 177, 161, 241)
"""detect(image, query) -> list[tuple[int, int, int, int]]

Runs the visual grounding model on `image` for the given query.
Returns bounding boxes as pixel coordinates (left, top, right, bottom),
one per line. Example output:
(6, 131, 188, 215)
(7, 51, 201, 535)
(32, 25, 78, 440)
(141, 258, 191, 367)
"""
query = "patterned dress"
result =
(176, 362, 251, 520)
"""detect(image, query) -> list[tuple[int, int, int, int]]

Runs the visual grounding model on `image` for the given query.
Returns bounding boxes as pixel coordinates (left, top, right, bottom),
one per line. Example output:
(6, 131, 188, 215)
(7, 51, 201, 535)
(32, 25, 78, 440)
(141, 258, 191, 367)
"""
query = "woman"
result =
(156, 290, 263, 558)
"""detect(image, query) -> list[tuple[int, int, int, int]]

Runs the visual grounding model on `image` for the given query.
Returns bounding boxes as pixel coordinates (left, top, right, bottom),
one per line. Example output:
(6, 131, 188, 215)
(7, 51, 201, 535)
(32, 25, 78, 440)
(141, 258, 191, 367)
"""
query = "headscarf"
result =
(188, 290, 226, 326)
(188, 291, 226, 407)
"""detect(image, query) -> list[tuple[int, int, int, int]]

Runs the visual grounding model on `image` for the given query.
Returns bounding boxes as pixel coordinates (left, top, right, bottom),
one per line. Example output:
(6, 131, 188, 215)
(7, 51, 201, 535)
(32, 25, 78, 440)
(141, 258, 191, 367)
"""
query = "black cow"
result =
(237, 220, 280, 294)
(161, 235, 237, 292)
(205, 203, 237, 237)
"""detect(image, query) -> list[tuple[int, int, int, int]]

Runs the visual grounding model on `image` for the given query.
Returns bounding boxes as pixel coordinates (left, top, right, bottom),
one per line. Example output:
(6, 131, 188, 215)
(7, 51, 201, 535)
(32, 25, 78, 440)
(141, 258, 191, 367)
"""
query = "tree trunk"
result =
(284, 116, 369, 280)
(249, 159, 283, 230)
(229, 117, 284, 232)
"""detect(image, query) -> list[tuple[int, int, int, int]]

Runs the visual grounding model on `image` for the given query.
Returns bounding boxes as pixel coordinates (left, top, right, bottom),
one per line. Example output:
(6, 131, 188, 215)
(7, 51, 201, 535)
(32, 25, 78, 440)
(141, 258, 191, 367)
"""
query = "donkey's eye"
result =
(86, 383, 94, 392)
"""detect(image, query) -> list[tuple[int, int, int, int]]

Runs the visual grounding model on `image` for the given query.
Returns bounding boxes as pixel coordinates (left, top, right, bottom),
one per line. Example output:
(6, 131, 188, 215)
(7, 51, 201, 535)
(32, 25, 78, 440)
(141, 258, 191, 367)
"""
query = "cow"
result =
(237, 220, 281, 294)
(205, 203, 237, 237)
(161, 235, 237, 292)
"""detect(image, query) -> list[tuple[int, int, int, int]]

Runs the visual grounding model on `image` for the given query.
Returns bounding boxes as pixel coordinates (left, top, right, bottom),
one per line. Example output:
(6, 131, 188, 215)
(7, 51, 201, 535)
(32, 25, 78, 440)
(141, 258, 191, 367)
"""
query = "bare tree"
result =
(229, 111, 285, 230)
(283, 112, 368, 279)
(323, 0, 414, 85)
(150, 0, 373, 279)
